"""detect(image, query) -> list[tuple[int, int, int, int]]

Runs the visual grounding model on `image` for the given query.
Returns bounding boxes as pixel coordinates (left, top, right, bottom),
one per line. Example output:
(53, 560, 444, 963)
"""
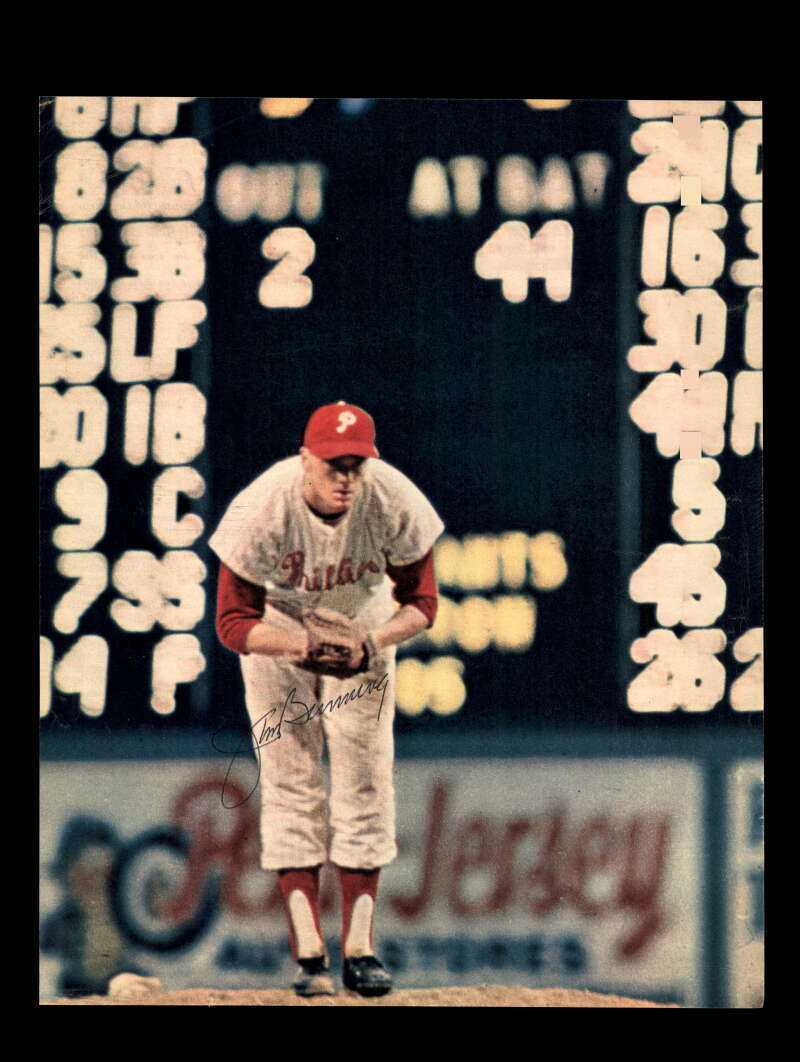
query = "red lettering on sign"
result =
(487, 818, 532, 912)
(449, 816, 495, 916)
(156, 774, 338, 923)
(387, 784, 672, 959)
(389, 782, 448, 918)
(615, 817, 670, 959)
(161, 779, 262, 920)
(566, 815, 616, 917)
(524, 810, 567, 914)
(151, 772, 671, 960)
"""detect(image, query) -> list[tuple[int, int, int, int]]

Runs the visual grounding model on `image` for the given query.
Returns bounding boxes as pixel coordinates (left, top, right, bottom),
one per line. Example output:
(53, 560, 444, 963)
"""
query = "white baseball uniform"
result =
(209, 456, 444, 871)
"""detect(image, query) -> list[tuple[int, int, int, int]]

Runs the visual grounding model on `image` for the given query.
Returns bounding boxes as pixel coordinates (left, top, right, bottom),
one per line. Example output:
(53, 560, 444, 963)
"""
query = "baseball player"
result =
(209, 402, 444, 997)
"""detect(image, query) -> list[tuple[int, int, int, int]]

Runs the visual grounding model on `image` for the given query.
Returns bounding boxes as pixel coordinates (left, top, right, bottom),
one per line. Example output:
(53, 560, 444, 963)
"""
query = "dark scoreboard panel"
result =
(38, 98, 763, 736)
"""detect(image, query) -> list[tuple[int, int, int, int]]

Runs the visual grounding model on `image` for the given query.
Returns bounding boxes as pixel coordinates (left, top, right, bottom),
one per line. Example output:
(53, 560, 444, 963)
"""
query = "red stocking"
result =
(277, 866, 325, 962)
(337, 866, 380, 958)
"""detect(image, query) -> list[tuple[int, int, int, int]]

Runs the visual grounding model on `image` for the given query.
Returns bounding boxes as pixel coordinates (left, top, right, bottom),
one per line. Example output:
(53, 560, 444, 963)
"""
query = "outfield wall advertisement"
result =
(40, 756, 704, 1005)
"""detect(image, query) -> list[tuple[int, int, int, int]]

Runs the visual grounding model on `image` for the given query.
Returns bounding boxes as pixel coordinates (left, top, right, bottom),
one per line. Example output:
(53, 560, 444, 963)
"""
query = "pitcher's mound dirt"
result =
(46, 985, 680, 1006)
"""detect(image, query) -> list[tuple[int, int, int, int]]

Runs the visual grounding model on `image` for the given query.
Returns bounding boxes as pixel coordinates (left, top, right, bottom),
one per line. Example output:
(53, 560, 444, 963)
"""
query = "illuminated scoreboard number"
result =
(41, 97, 213, 723)
(215, 142, 608, 311)
(41, 542, 209, 719)
(214, 159, 324, 310)
(40, 632, 207, 719)
(259, 227, 316, 308)
(40, 635, 108, 718)
(42, 440, 210, 719)
(396, 657, 467, 717)
(624, 100, 763, 716)
(474, 220, 574, 303)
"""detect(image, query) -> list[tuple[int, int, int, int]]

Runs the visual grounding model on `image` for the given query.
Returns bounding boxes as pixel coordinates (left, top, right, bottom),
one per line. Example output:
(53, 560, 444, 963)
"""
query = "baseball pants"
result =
(239, 626, 397, 872)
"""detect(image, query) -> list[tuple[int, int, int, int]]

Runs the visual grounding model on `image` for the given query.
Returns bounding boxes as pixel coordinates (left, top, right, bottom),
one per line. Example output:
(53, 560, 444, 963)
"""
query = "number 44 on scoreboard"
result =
(474, 220, 573, 303)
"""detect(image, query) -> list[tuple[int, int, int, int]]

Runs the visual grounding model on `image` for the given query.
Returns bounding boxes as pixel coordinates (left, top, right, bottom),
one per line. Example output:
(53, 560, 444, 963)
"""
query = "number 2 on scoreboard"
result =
(474, 220, 573, 303)
(259, 227, 315, 308)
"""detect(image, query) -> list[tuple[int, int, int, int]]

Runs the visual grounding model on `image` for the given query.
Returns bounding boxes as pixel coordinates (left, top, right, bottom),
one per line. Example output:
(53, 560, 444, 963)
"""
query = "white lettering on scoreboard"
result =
(40, 97, 209, 719)
(214, 164, 322, 309)
(404, 150, 616, 305)
(407, 152, 612, 219)
(625, 101, 763, 715)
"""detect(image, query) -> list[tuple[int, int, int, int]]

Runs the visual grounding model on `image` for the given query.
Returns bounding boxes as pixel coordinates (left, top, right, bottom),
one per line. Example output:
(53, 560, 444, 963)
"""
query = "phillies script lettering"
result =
(212, 674, 390, 809)
(280, 551, 381, 592)
(152, 777, 671, 962)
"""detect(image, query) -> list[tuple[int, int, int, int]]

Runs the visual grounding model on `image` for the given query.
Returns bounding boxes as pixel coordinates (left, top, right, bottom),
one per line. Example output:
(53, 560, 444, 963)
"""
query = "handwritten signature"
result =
(212, 674, 390, 809)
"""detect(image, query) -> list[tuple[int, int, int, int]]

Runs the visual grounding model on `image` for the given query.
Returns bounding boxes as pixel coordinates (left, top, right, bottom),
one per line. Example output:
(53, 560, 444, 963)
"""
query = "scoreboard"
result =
(38, 98, 763, 737)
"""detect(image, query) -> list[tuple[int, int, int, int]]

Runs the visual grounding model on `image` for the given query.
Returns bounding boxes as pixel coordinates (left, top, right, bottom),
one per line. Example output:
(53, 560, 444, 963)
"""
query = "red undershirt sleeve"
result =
(385, 549, 439, 628)
(216, 562, 266, 655)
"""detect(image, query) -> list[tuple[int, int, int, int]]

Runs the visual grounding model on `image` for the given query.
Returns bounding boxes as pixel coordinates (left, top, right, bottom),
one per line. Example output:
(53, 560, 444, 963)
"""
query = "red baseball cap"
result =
(303, 401, 379, 460)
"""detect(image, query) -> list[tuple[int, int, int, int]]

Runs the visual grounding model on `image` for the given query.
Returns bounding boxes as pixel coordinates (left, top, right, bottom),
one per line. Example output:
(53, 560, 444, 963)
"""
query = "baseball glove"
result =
(298, 608, 376, 679)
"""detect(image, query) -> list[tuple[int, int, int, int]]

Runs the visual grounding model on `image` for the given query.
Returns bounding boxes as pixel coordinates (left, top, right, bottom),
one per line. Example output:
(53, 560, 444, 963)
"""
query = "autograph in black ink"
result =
(212, 674, 390, 809)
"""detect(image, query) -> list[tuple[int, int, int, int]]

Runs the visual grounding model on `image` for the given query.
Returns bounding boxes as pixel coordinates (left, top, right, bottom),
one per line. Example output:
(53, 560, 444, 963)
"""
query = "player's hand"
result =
(285, 627, 311, 661)
(298, 608, 375, 678)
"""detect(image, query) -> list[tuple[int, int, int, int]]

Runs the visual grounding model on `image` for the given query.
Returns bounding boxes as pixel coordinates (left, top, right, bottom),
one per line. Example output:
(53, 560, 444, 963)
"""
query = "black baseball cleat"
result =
(342, 955, 393, 997)
(292, 956, 336, 997)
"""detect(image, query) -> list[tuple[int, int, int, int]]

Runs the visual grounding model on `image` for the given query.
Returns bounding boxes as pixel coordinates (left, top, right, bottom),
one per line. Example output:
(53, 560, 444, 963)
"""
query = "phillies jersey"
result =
(208, 457, 445, 628)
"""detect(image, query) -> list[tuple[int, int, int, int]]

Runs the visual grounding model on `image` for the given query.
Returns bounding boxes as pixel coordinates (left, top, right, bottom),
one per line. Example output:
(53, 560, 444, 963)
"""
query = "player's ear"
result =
(299, 447, 316, 475)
